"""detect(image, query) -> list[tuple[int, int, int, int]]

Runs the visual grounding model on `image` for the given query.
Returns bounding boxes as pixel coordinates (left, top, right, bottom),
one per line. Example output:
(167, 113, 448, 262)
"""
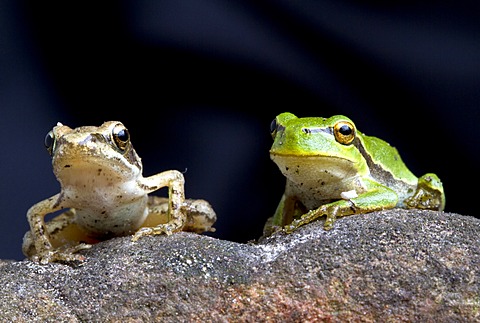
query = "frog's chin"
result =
(271, 154, 362, 185)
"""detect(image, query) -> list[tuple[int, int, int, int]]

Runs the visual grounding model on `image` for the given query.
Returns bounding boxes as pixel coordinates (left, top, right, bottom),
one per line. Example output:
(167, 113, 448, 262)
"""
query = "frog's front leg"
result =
(132, 170, 186, 241)
(24, 194, 91, 264)
(284, 182, 398, 233)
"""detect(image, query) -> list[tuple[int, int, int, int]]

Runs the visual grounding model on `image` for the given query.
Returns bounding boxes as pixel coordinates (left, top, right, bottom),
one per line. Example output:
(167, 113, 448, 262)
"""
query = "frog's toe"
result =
(283, 224, 295, 234)
(32, 249, 87, 265)
(67, 243, 92, 254)
(131, 225, 175, 241)
(132, 227, 153, 241)
(269, 225, 283, 235)
(323, 215, 337, 230)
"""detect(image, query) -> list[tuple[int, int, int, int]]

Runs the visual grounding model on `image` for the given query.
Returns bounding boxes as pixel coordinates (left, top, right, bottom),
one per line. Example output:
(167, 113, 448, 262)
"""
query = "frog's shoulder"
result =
(356, 132, 418, 183)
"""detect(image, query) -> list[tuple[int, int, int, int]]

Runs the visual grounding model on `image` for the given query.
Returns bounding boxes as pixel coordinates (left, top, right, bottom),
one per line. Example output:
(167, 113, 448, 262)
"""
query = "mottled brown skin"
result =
(23, 121, 216, 264)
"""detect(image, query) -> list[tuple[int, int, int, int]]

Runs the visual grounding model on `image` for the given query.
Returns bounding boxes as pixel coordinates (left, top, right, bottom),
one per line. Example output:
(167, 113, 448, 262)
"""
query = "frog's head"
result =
(269, 112, 369, 182)
(45, 121, 143, 186)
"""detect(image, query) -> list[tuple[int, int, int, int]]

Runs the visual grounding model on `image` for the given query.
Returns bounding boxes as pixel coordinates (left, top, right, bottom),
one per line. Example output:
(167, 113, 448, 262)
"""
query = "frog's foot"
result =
(284, 208, 323, 234)
(323, 213, 337, 231)
(284, 206, 337, 233)
(132, 221, 184, 242)
(31, 243, 92, 265)
(147, 196, 217, 234)
(405, 173, 445, 211)
(323, 200, 360, 230)
(263, 224, 283, 237)
(182, 199, 217, 233)
(284, 201, 356, 233)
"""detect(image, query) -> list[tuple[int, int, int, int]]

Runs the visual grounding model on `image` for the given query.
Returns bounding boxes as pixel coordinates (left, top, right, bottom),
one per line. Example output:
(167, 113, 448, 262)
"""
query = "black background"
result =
(2, 1, 479, 260)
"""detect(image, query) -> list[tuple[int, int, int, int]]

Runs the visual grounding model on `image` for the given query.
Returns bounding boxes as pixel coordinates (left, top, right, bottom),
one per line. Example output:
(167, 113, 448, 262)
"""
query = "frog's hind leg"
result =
(141, 196, 216, 234)
(405, 173, 445, 211)
(181, 199, 216, 233)
(22, 209, 95, 258)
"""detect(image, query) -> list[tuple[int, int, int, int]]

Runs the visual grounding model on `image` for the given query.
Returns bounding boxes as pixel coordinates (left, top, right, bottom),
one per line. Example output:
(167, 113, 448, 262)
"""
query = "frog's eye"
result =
(333, 121, 355, 145)
(270, 118, 278, 138)
(270, 118, 285, 139)
(112, 123, 130, 152)
(44, 130, 55, 156)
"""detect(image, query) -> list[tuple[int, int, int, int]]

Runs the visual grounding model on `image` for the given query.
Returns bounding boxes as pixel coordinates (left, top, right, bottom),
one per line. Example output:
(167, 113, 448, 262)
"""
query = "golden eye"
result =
(112, 123, 130, 151)
(44, 130, 55, 156)
(334, 121, 355, 145)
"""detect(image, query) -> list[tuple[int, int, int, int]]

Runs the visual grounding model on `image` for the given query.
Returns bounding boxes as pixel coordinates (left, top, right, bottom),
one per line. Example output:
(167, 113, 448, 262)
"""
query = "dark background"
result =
(2, 1, 479, 260)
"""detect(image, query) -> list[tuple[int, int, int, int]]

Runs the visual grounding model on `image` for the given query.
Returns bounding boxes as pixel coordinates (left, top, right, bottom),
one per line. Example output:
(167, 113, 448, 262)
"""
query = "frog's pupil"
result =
(339, 125, 352, 136)
(270, 119, 277, 134)
(44, 131, 55, 155)
(116, 129, 129, 142)
(44, 133, 53, 148)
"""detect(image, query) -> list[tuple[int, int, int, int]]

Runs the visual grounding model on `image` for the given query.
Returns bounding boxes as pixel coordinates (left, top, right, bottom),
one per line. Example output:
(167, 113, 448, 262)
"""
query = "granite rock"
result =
(1, 209, 479, 322)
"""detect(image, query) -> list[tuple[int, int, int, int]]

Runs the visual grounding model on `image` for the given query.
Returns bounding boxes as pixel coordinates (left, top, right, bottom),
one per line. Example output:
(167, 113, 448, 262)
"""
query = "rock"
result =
(1, 209, 479, 321)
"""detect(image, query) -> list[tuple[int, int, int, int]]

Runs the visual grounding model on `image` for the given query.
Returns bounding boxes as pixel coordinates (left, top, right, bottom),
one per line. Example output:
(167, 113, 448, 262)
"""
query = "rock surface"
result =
(1, 209, 479, 321)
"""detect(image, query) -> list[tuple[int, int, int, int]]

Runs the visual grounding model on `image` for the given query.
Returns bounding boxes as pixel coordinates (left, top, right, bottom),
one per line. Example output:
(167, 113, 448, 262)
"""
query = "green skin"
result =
(264, 112, 445, 235)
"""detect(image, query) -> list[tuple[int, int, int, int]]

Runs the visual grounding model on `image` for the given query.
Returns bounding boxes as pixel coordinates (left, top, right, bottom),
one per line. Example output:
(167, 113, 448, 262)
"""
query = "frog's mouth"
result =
(270, 154, 360, 186)
(53, 155, 141, 187)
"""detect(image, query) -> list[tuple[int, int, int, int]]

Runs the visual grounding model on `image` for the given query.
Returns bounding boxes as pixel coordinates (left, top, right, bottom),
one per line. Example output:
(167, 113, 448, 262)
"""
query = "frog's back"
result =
(357, 132, 418, 186)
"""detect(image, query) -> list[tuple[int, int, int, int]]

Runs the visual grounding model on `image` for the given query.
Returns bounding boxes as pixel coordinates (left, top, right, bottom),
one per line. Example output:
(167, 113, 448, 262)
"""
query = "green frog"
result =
(264, 112, 445, 236)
